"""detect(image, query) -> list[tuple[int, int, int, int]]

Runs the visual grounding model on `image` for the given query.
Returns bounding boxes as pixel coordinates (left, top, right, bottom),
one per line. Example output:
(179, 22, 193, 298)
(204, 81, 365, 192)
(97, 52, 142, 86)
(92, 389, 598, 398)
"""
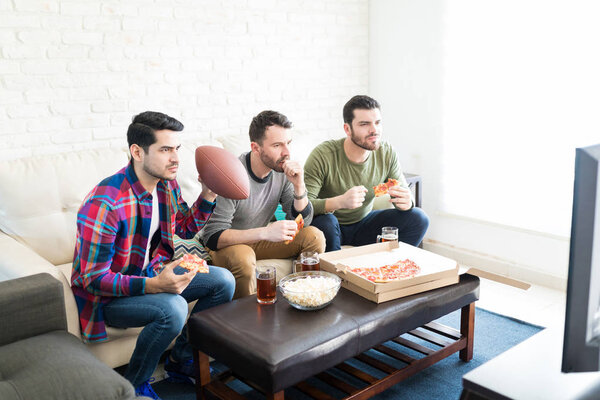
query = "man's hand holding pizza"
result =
(145, 258, 194, 294)
(388, 185, 413, 211)
(263, 219, 299, 242)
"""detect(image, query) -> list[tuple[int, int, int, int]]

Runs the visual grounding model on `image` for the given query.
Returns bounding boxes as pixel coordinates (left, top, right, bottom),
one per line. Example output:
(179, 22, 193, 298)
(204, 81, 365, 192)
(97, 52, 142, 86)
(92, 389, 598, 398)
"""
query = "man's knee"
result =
(408, 207, 430, 232)
(160, 294, 188, 335)
(311, 214, 339, 237)
(310, 214, 341, 252)
(210, 245, 256, 281)
(298, 225, 326, 253)
(385, 207, 429, 246)
(388, 207, 429, 229)
(210, 245, 256, 298)
(210, 266, 236, 301)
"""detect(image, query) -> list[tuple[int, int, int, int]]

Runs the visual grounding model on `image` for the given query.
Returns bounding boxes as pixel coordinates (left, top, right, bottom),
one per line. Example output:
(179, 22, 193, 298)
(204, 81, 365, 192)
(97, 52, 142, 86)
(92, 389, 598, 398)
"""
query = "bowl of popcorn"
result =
(278, 271, 342, 311)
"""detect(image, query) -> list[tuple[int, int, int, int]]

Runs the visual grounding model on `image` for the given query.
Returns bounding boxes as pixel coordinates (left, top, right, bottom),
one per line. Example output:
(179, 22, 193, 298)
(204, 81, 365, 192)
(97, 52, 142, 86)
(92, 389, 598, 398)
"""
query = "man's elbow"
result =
(205, 231, 224, 251)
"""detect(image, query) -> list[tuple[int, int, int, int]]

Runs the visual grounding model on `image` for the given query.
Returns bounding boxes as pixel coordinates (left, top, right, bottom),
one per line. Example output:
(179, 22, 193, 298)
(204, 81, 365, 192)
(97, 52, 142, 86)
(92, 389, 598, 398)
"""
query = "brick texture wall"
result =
(0, 0, 369, 160)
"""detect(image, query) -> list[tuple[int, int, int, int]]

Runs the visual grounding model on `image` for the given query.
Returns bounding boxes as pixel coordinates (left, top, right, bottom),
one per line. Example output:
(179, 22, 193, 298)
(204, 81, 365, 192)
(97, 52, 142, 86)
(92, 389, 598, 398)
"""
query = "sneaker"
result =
(164, 357, 212, 385)
(134, 378, 161, 399)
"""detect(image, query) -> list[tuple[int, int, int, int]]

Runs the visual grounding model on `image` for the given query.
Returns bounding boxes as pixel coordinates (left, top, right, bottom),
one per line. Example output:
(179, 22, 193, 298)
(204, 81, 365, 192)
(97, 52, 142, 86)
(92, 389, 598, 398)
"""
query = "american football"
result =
(195, 146, 250, 200)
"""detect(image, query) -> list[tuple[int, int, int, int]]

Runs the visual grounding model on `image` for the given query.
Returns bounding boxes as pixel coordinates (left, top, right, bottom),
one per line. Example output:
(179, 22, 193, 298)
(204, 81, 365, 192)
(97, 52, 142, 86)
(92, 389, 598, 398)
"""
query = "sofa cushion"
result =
(0, 330, 134, 400)
(0, 141, 220, 267)
(0, 149, 129, 265)
(173, 235, 211, 261)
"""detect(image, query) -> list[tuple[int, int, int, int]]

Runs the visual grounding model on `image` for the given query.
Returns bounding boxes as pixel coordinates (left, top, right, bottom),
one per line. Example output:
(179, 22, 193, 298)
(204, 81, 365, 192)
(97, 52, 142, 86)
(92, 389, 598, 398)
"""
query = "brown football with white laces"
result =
(195, 146, 249, 200)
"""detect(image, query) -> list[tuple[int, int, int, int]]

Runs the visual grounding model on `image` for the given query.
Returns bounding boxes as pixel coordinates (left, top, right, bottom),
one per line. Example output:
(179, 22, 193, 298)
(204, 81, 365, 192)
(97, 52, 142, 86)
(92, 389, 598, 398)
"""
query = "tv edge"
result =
(562, 144, 600, 373)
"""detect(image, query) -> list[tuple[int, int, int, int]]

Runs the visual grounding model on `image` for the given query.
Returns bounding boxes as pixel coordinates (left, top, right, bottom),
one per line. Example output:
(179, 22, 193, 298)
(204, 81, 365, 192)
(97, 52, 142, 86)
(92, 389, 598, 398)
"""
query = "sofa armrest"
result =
(0, 232, 60, 280)
(0, 232, 82, 339)
(0, 273, 67, 346)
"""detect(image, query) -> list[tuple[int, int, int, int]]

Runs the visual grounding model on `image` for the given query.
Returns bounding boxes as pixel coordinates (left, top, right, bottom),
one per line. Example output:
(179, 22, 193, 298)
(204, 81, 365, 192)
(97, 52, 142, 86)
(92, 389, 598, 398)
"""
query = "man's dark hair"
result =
(249, 110, 292, 144)
(342, 95, 381, 125)
(127, 111, 184, 153)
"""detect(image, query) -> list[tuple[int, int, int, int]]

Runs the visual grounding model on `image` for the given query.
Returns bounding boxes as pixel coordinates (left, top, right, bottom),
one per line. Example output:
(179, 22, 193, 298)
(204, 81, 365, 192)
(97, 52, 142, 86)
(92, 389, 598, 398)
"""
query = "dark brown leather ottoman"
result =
(188, 274, 480, 399)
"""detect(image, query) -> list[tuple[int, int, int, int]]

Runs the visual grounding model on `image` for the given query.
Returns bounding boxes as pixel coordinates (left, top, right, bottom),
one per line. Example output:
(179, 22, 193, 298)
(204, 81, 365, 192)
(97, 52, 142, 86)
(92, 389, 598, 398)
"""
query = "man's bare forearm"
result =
(324, 196, 341, 213)
(216, 228, 267, 249)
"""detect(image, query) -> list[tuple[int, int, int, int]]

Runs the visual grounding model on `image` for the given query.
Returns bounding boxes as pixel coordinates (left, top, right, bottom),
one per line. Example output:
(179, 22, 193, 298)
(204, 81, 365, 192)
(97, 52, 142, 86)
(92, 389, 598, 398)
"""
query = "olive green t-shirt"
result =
(304, 138, 409, 225)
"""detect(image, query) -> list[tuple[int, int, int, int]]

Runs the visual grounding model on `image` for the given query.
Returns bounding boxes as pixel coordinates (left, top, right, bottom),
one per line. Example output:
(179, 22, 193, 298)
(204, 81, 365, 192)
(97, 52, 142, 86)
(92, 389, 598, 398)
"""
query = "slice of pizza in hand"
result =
(373, 178, 400, 197)
(385, 178, 399, 190)
(373, 183, 388, 197)
(179, 253, 209, 274)
(284, 214, 304, 245)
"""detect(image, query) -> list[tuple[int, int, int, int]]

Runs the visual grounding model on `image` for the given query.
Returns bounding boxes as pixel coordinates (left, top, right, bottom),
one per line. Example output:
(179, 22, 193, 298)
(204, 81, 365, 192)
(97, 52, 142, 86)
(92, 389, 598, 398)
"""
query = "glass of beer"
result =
(256, 265, 276, 304)
(298, 251, 320, 272)
(377, 226, 398, 242)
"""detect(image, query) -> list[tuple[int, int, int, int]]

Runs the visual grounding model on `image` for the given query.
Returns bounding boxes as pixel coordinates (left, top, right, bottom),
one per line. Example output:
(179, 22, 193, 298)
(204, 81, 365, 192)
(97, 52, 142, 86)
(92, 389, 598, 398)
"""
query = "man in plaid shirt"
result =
(71, 111, 235, 399)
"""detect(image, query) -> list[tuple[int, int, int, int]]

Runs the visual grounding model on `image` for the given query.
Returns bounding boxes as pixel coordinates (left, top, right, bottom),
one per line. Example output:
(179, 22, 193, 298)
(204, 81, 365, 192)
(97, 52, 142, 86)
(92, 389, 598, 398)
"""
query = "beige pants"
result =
(209, 226, 326, 299)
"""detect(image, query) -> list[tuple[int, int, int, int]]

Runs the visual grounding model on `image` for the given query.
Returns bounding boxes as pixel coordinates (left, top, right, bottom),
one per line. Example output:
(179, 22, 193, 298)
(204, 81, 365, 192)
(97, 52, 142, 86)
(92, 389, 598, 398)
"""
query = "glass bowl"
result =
(278, 271, 342, 311)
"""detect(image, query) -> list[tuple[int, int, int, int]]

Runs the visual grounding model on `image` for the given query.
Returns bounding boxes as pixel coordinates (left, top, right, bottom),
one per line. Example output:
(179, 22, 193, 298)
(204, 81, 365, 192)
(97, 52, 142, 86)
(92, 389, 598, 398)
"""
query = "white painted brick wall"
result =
(0, 0, 369, 160)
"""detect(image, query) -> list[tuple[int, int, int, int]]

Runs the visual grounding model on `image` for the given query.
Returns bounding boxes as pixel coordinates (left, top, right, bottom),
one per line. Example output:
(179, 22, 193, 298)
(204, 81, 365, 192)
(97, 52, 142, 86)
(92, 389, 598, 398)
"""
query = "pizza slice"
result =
(373, 183, 388, 197)
(373, 178, 400, 197)
(348, 258, 420, 282)
(179, 253, 209, 274)
(348, 267, 386, 283)
(284, 214, 304, 245)
(385, 178, 399, 190)
(390, 259, 420, 279)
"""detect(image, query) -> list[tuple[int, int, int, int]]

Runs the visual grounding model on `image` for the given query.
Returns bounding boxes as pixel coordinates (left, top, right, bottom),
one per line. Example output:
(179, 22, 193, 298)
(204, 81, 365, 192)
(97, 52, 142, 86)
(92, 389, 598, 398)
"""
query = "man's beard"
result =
(350, 129, 380, 151)
(143, 161, 178, 181)
(259, 150, 288, 173)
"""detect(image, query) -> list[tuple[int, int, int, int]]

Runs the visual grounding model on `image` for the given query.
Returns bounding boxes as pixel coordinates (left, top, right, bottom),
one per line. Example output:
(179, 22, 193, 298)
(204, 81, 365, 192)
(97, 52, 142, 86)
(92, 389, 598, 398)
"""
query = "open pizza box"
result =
(320, 241, 459, 303)
(320, 241, 531, 303)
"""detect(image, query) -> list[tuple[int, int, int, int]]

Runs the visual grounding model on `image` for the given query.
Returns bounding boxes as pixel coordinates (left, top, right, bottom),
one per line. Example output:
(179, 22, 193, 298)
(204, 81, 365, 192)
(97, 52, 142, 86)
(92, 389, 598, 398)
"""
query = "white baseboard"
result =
(423, 239, 567, 291)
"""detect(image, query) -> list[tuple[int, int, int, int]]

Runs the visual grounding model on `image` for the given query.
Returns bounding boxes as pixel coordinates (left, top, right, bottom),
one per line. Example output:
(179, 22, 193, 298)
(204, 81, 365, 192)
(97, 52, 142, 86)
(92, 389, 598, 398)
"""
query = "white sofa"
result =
(0, 131, 392, 368)
(0, 138, 298, 368)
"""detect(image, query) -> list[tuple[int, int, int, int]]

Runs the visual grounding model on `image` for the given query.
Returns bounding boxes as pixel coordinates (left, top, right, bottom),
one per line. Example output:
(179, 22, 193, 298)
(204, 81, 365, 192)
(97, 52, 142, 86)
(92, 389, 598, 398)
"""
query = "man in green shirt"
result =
(304, 95, 429, 251)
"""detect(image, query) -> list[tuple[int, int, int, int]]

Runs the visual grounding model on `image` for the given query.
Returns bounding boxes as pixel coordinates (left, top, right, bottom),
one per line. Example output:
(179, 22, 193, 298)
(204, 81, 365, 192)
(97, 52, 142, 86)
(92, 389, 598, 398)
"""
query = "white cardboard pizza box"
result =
(341, 275, 460, 303)
(320, 241, 530, 303)
(320, 241, 459, 295)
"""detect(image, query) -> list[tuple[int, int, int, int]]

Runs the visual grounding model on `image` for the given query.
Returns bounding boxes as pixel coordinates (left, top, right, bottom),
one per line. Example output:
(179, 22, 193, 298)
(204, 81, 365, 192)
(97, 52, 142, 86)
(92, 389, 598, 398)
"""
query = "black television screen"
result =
(562, 144, 600, 373)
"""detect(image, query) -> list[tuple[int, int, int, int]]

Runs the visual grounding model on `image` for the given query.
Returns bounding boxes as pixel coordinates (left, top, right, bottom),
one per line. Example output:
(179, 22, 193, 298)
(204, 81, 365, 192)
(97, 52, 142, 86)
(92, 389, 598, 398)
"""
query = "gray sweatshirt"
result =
(200, 152, 313, 250)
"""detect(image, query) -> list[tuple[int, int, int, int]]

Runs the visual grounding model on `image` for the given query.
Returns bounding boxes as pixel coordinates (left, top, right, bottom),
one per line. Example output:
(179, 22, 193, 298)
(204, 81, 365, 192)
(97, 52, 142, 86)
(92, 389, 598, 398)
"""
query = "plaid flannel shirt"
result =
(71, 163, 215, 342)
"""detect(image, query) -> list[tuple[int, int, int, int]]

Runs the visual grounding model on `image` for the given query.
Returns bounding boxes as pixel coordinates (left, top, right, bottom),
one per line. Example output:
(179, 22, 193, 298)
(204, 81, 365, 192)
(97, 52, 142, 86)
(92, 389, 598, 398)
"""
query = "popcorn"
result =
(280, 275, 340, 308)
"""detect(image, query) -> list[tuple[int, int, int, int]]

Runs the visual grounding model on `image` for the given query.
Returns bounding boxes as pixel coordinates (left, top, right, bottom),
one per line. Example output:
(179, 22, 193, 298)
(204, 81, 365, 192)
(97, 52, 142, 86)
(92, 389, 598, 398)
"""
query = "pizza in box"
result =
(348, 259, 420, 283)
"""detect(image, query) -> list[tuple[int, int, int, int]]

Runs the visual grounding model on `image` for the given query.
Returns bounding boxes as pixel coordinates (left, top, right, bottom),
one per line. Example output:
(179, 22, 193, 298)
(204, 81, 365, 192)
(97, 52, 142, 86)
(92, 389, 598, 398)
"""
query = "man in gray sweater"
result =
(200, 110, 325, 298)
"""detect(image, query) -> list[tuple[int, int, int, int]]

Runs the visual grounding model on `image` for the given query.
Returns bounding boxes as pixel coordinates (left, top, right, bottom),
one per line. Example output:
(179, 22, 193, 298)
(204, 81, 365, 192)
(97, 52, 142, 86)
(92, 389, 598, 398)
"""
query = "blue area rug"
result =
(154, 308, 543, 399)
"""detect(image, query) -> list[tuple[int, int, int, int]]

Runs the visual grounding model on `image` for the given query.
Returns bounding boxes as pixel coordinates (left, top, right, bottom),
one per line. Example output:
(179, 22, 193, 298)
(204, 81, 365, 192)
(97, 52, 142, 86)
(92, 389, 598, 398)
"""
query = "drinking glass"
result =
(294, 251, 320, 272)
(256, 265, 276, 304)
(377, 226, 398, 242)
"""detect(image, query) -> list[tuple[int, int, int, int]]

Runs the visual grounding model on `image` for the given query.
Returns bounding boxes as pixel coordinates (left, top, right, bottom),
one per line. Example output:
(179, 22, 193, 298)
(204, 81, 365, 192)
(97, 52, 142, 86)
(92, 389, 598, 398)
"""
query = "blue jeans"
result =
(311, 208, 429, 252)
(103, 265, 235, 387)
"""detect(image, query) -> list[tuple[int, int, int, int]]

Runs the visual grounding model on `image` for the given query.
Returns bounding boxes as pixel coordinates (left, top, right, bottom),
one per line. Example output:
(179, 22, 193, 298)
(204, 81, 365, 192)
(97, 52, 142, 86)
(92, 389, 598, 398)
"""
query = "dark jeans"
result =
(311, 208, 429, 252)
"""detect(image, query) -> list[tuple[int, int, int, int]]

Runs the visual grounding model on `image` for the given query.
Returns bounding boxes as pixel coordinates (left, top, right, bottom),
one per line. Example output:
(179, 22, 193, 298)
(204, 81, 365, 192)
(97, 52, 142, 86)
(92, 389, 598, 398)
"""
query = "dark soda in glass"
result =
(301, 257, 320, 271)
(257, 274, 276, 304)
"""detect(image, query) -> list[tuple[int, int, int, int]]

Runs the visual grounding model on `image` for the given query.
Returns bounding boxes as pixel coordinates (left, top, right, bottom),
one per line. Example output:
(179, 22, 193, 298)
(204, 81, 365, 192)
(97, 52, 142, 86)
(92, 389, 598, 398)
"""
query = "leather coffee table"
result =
(188, 274, 480, 399)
